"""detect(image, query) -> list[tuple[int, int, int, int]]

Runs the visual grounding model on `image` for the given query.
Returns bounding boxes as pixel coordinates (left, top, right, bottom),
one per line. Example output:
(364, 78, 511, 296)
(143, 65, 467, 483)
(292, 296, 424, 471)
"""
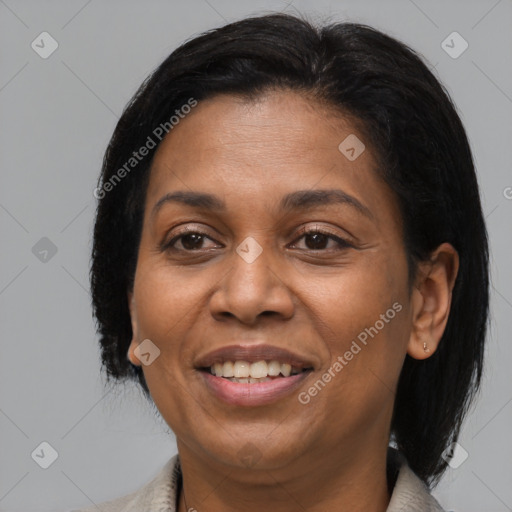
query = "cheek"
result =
(133, 262, 206, 336)
(130, 264, 210, 393)
(305, 253, 409, 403)
(306, 256, 406, 344)
(131, 264, 210, 414)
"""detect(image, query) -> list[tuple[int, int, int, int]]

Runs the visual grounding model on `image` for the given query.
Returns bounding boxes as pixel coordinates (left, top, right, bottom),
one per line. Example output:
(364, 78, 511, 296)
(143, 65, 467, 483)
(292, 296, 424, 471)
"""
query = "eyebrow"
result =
(151, 188, 374, 220)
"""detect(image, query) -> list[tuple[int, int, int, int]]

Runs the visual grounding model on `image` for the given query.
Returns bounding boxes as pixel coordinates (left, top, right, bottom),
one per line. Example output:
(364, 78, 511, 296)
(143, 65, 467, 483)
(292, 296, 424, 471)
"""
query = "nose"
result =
(209, 239, 295, 325)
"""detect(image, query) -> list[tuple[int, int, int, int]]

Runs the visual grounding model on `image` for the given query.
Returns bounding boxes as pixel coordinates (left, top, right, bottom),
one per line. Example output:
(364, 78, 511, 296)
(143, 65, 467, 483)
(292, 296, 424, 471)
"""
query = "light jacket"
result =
(71, 450, 445, 511)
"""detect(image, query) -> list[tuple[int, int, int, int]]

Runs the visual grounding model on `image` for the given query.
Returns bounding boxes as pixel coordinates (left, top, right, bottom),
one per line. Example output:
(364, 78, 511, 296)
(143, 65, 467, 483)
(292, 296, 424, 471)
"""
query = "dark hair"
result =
(90, 12, 489, 486)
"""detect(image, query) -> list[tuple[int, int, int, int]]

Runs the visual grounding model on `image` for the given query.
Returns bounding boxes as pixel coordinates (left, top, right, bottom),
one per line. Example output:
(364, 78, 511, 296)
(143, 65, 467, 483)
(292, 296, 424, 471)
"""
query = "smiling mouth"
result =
(200, 360, 312, 383)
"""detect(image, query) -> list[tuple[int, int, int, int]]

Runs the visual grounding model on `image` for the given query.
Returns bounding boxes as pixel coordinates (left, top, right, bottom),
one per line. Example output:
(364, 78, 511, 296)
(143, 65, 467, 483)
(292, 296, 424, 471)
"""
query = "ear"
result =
(127, 291, 142, 367)
(407, 243, 459, 360)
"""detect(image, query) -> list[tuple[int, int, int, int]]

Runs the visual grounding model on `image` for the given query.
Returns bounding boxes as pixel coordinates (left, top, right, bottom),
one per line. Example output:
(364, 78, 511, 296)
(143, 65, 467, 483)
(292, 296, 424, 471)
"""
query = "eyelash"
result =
(162, 225, 353, 254)
(293, 226, 353, 251)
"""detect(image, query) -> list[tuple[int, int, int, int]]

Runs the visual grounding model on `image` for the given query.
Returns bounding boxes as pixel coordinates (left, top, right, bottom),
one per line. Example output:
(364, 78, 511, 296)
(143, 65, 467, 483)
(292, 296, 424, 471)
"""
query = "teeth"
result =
(267, 360, 281, 376)
(222, 361, 234, 378)
(228, 377, 272, 383)
(281, 363, 291, 377)
(209, 360, 304, 379)
(233, 361, 250, 378)
(250, 361, 268, 378)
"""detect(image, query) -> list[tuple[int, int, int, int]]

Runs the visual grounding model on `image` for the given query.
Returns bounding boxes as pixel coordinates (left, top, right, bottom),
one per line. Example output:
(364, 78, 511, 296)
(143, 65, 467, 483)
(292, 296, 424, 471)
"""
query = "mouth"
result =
(200, 360, 310, 383)
(195, 344, 314, 406)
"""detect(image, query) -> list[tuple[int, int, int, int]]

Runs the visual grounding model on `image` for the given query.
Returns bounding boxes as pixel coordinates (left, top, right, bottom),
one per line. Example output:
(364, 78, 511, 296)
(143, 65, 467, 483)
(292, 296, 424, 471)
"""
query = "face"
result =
(127, 91, 416, 477)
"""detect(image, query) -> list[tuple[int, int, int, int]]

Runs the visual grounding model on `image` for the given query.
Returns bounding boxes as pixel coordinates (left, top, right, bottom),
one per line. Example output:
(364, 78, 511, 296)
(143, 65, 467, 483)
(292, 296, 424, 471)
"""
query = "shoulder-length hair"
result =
(90, 13, 489, 486)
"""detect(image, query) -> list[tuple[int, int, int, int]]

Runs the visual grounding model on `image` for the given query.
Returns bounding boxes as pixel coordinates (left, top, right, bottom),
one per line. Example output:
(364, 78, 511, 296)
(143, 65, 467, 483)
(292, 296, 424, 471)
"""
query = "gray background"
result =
(0, 0, 511, 511)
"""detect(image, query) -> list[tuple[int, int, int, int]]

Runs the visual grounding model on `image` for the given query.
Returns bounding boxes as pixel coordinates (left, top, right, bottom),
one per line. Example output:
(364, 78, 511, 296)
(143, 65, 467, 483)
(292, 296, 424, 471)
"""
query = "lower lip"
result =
(200, 371, 311, 407)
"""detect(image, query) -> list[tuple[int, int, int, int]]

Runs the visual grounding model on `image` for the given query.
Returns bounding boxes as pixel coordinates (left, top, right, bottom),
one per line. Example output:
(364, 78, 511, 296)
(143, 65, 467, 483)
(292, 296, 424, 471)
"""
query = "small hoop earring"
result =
(423, 342, 430, 353)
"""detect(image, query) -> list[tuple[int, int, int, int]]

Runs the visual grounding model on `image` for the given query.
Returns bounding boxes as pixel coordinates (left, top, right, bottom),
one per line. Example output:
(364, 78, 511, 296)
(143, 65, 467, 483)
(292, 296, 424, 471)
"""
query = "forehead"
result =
(145, 91, 395, 221)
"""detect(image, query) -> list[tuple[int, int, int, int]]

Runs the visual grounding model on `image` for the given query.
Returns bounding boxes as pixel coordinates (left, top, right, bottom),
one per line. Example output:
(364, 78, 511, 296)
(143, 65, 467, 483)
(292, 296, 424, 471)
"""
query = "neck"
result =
(176, 441, 391, 512)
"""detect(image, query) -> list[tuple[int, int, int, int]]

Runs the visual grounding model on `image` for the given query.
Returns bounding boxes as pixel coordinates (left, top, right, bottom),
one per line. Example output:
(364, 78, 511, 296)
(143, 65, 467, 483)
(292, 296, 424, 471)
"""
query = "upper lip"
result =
(195, 344, 315, 370)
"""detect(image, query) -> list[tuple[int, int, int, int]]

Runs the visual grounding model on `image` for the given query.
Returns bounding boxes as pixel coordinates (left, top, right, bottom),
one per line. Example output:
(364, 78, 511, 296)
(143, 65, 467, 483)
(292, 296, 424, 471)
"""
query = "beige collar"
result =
(76, 450, 445, 512)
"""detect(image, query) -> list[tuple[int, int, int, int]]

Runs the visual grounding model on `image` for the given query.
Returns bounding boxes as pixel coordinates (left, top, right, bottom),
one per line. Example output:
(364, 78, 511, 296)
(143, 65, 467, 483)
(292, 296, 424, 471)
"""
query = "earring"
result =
(423, 342, 430, 353)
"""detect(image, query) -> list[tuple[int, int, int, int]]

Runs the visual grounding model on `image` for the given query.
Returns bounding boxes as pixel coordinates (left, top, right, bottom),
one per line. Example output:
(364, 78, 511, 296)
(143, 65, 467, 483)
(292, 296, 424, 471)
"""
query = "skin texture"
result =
(127, 91, 459, 512)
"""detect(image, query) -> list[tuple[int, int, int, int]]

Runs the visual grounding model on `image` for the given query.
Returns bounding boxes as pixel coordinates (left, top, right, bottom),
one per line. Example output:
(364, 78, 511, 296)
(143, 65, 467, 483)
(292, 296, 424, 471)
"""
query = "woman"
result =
(79, 12, 489, 512)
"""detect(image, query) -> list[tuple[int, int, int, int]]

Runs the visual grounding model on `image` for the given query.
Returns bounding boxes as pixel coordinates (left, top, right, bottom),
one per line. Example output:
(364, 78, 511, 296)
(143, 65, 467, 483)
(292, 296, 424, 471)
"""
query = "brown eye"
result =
(163, 230, 220, 253)
(304, 232, 330, 250)
(290, 228, 352, 252)
(179, 233, 206, 250)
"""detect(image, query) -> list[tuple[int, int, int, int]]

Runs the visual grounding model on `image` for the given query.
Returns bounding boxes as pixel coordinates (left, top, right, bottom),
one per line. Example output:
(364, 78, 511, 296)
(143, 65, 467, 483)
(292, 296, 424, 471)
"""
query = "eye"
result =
(289, 226, 353, 251)
(162, 228, 221, 252)
(161, 225, 352, 254)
